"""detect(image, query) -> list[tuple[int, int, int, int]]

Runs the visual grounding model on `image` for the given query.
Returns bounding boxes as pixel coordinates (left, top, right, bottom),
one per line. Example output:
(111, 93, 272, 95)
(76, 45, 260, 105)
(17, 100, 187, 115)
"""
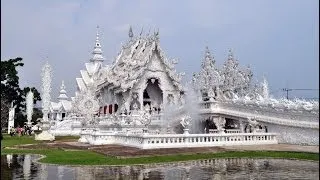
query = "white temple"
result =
(48, 26, 319, 148)
(50, 81, 72, 121)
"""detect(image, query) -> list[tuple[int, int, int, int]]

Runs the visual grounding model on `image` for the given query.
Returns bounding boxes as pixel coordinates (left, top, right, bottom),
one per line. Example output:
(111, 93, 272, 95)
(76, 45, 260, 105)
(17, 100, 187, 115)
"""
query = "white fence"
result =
(84, 131, 278, 149)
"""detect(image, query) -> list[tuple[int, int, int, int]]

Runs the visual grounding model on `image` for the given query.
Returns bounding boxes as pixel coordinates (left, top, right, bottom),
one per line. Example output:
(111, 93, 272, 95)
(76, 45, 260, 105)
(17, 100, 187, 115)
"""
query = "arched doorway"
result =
(143, 78, 163, 111)
(204, 118, 217, 133)
(225, 118, 238, 129)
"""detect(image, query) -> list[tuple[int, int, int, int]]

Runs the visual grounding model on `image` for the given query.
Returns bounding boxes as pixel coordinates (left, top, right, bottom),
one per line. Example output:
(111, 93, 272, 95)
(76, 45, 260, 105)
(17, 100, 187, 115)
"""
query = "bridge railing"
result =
(108, 132, 278, 149)
(199, 100, 318, 123)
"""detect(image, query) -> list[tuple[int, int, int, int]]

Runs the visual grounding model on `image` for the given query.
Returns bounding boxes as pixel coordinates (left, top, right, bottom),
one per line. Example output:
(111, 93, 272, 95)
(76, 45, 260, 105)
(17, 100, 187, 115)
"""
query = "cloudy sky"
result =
(1, 0, 319, 100)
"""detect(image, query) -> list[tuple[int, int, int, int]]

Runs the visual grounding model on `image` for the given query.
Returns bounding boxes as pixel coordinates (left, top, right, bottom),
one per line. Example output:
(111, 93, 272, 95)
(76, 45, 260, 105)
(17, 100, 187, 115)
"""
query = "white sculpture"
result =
(261, 76, 269, 99)
(74, 83, 100, 126)
(180, 115, 191, 134)
(247, 117, 260, 133)
(139, 107, 152, 134)
(41, 61, 52, 122)
(26, 90, 34, 127)
(8, 102, 15, 134)
(213, 117, 226, 134)
(35, 61, 55, 141)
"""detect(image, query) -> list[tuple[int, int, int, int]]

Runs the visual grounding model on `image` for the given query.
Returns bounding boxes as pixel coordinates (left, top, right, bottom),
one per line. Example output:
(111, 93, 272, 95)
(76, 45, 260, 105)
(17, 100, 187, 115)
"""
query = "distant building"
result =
(49, 81, 72, 121)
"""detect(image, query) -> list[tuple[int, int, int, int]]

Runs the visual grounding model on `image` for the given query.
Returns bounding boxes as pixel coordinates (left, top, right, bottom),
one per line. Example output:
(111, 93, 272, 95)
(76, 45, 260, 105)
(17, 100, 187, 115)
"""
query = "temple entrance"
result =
(204, 118, 217, 133)
(225, 118, 238, 129)
(143, 79, 163, 111)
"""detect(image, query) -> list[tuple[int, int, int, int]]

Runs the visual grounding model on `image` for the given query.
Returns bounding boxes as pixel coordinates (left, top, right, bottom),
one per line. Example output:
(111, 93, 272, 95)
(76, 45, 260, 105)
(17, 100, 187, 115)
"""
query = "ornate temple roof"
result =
(57, 81, 68, 100)
(50, 101, 72, 112)
(51, 80, 72, 112)
(97, 29, 183, 92)
(76, 26, 104, 92)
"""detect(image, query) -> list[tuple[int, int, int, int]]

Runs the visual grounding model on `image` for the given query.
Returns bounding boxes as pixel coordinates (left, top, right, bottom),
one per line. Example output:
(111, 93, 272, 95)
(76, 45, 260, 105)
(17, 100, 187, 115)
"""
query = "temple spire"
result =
(139, 26, 144, 36)
(57, 80, 68, 101)
(90, 25, 105, 63)
(228, 48, 234, 61)
(128, 25, 133, 39)
(203, 46, 215, 65)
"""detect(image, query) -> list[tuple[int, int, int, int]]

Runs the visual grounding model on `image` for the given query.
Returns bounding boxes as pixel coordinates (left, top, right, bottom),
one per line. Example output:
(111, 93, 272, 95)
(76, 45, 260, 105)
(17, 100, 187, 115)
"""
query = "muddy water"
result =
(1, 154, 319, 180)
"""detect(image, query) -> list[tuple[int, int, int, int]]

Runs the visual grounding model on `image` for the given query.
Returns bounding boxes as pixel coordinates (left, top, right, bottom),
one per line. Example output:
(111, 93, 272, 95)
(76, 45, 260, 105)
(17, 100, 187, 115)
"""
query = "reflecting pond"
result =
(1, 154, 319, 180)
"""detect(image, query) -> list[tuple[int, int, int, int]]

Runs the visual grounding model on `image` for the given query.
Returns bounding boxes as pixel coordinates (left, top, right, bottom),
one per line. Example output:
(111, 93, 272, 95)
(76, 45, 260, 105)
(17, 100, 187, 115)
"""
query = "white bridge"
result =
(50, 98, 318, 147)
(198, 100, 318, 145)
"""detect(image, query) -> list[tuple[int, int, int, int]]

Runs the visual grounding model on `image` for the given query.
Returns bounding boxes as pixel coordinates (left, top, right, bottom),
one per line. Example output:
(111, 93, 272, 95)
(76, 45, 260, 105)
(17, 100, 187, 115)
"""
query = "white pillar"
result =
(163, 91, 167, 106)
(8, 105, 15, 134)
(139, 90, 143, 110)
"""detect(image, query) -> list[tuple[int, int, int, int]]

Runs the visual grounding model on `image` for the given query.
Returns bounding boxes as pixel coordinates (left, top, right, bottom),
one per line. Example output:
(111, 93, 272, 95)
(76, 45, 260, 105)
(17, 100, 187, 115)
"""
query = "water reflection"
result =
(1, 154, 319, 180)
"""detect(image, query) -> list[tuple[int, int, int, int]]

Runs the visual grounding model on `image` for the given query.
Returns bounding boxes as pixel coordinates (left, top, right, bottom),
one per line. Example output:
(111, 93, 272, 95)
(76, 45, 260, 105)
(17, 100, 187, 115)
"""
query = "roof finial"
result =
(96, 25, 100, 41)
(203, 46, 215, 65)
(140, 26, 144, 36)
(205, 46, 210, 53)
(129, 25, 133, 39)
(154, 28, 160, 41)
(90, 25, 105, 63)
(58, 80, 68, 101)
(61, 80, 65, 90)
(228, 48, 234, 61)
(147, 27, 151, 36)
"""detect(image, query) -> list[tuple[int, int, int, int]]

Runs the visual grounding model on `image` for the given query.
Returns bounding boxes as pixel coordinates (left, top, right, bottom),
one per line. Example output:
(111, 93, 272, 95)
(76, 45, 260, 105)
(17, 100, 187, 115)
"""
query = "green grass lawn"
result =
(1, 134, 41, 148)
(54, 135, 80, 141)
(1, 133, 319, 165)
(1, 134, 79, 148)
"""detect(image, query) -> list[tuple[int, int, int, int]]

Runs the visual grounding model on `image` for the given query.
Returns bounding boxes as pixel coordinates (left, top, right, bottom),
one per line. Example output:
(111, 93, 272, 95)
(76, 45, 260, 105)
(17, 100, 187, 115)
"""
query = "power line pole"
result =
(282, 88, 319, 100)
(282, 88, 292, 99)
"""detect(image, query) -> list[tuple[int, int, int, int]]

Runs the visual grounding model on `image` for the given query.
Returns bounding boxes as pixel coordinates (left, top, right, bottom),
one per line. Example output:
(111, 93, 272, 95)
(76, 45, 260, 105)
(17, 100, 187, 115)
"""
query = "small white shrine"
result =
(50, 81, 72, 121)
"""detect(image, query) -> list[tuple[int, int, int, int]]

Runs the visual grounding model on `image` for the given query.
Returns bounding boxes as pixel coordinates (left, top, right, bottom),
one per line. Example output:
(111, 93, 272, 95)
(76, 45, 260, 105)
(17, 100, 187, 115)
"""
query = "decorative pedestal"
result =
(166, 125, 171, 134)
(78, 128, 88, 143)
(218, 128, 226, 134)
(183, 128, 189, 134)
(35, 120, 55, 141)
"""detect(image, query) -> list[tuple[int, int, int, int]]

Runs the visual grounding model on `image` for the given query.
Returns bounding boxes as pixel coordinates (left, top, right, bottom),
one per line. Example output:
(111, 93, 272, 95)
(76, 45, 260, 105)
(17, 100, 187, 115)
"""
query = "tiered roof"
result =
(51, 81, 72, 112)
(76, 26, 105, 92)
(97, 30, 183, 92)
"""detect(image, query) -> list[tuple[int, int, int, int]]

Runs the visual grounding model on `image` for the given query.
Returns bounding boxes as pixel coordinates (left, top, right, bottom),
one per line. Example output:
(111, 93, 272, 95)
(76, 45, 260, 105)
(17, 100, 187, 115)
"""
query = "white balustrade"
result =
(84, 132, 278, 149)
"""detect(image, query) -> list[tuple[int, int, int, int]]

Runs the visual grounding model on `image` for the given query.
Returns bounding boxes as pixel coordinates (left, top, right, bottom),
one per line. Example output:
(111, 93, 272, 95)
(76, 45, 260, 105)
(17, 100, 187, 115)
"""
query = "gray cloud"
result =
(1, 0, 319, 100)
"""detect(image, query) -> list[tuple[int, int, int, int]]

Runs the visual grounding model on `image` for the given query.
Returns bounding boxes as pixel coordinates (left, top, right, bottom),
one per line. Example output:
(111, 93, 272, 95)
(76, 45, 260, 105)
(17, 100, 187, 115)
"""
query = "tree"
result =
(1, 98, 10, 134)
(1, 57, 42, 129)
(1, 58, 23, 131)
(1, 57, 24, 105)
